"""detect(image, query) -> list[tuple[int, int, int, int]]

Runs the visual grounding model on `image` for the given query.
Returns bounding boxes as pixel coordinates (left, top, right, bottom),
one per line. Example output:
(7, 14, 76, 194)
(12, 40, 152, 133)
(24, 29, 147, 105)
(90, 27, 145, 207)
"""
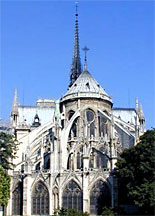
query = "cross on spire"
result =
(82, 46, 89, 71)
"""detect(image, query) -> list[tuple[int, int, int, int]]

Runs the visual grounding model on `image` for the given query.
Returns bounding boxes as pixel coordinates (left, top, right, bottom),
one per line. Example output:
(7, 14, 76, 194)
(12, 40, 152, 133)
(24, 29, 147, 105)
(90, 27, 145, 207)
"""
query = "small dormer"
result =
(32, 114, 41, 127)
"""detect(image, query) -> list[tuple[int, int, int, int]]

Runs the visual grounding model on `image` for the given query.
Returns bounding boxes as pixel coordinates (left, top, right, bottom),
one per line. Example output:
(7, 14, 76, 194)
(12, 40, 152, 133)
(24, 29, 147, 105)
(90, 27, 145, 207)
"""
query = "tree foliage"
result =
(115, 130, 155, 214)
(53, 208, 89, 216)
(0, 132, 18, 207)
(0, 132, 18, 170)
(0, 166, 11, 206)
(102, 207, 115, 216)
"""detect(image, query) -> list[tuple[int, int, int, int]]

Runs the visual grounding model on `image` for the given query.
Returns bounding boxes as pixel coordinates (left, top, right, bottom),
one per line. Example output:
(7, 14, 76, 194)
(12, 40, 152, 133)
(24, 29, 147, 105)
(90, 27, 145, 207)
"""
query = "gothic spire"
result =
(69, 2, 82, 87)
(11, 88, 18, 116)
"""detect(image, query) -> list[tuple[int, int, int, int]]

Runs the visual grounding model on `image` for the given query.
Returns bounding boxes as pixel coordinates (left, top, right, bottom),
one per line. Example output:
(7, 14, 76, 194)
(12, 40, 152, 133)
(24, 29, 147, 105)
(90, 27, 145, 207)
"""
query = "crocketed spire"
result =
(69, 3, 82, 87)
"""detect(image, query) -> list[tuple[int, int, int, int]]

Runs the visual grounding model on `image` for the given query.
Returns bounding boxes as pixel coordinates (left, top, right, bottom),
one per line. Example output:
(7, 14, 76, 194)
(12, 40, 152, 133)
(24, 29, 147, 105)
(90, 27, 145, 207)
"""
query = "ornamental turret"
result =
(11, 88, 18, 127)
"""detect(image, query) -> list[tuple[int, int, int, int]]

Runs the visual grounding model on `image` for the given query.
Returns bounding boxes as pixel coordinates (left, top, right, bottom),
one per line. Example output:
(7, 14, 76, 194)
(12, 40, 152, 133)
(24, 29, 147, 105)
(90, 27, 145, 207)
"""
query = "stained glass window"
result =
(32, 181, 49, 215)
(90, 180, 111, 215)
(62, 180, 83, 212)
(77, 152, 83, 169)
(44, 152, 50, 169)
(86, 109, 95, 137)
(89, 148, 108, 169)
(68, 110, 75, 120)
(98, 115, 108, 136)
(12, 181, 23, 215)
(69, 118, 78, 138)
(86, 110, 94, 122)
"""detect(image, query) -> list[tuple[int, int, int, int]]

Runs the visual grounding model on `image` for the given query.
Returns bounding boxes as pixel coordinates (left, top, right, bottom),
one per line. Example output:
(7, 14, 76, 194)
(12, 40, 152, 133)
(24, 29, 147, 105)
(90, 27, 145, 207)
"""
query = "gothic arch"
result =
(31, 177, 50, 192)
(89, 179, 111, 215)
(31, 180, 49, 215)
(85, 108, 96, 137)
(61, 177, 82, 192)
(12, 181, 23, 215)
(62, 179, 83, 211)
(89, 148, 109, 169)
(68, 110, 75, 120)
(69, 117, 79, 139)
(67, 153, 74, 170)
(82, 106, 96, 115)
(53, 187, 59, 210)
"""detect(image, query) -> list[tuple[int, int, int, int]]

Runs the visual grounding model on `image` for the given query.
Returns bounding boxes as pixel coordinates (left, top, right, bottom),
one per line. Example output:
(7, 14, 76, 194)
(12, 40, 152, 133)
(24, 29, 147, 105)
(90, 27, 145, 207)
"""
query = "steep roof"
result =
(61, 70, 112, 103)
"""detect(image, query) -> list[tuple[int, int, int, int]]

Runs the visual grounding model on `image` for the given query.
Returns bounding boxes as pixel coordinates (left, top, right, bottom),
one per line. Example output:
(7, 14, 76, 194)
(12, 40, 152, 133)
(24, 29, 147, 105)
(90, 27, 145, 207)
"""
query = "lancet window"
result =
(44, 152, 50, 169)
(31, 181, 49, 215)
(68, 110, 75, 120)
(77, 147, 83, 169)
(62, 180, 83, 211)
(98, 114, 108, 137)
(67, 153, 74, 170)
(53, 187, 59, 210)
(89, 148, 108, 169)
(90, 180, 111, 215)
(69, 117, 79, 139)
(85, 109, 95, 137)
(12, 181, 23, 215)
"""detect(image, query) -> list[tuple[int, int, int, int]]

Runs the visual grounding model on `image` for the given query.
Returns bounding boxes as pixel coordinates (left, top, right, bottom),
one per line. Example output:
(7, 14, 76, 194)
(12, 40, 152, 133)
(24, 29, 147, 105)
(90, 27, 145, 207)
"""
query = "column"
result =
(23, 174, 31, 216)
(83, 156, 89, 212)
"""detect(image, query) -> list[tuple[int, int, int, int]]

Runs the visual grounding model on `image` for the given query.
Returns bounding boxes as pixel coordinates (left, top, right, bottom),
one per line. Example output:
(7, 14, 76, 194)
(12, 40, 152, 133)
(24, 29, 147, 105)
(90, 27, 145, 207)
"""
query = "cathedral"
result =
(7, 7, 145, 216)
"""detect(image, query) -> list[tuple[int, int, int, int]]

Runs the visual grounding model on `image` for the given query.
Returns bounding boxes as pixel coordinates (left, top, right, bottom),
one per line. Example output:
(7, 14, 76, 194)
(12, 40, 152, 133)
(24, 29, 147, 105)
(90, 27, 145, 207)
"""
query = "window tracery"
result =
(69, 117, 79, 139)
(89, 148, 108, 169)
(31, 181, 49, 215)
(12, 181, 23, 215)
(62, 180, 83, 211)
(53, 187, 58, 210)
(98, 115, 108, 137)
(85, 109, 95, 137)
(77, 148, 83, 169)
(90, 180, 111, 215)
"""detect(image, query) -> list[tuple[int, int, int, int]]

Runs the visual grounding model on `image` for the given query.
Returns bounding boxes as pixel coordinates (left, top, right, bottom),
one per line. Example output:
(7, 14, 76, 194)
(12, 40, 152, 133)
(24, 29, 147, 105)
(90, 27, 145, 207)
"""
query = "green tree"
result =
(53, 208, 89, 216)
(0, 132, 18, 212)
(0, 166, 10, 207)
(0, 132, 18, 170)
(102, 207, 115, 216)
(115, 130, 155, 215)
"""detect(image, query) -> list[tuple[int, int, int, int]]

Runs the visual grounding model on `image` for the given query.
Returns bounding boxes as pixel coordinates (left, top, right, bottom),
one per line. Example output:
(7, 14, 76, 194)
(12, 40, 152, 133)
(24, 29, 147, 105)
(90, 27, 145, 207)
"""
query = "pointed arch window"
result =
(85, 109, 95, 137)
(44, 152, 50, 169)
(53, 187, 59, 210)
(76, 146, 83, 169)
(98, 114, 108, 137)
(69, 117, 79, 139)
(62, 180, 83, 211)
(31, 181, 49, 215)
(12, 181, 23, 215)
(90, 180, 111, 215)
(89, 148, 108, 169)
(68, 110, 75, 120)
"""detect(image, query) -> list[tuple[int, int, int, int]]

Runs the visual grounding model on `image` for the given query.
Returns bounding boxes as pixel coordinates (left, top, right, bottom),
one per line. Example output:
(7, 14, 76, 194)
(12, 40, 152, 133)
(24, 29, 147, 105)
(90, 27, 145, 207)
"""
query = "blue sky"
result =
(1, 0, 154, 129)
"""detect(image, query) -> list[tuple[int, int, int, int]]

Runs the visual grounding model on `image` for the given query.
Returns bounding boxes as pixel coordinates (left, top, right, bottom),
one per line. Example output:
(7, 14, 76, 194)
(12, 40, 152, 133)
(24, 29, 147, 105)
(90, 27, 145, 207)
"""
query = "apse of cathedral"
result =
(8, 6, 145, 216)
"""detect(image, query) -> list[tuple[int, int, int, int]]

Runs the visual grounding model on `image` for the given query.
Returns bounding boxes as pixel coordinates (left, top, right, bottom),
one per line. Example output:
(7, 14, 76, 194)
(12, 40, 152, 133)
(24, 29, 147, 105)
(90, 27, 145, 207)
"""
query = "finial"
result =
(82, 46, 89, 71)
(139, 104, 145, 120)
(75, 2, 78, 17)
(11, 88, 18, 116)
